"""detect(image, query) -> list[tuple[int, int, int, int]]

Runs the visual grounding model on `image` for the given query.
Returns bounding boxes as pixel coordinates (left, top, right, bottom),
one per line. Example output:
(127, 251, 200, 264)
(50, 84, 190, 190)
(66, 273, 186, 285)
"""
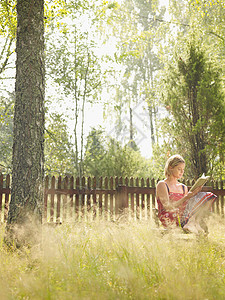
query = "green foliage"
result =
(45, 113, 76, 176)
(149, 143, 178, 180)
(0, 0, 17, 38)
(169, 0, 225, 78)
(83, 127, 153, 178)
(0, 0, 69, 75)
(0, 0, 70, 38)
(0, 94, 13, 174)
(189, 0, 225, 45)
(45, 0, 108, 101)
(0, 1, 16, 77)
(83, 127, 106, 178)
(160, 38, 225, 178)
(45, 0, 68, 21)
(46, 29, 102, 100)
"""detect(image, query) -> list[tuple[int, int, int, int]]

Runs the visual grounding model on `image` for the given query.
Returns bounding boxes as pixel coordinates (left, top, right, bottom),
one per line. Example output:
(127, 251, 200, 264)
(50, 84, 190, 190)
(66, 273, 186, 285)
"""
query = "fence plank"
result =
(115, 177, 119, 214)
(81, 177, 85, 217)
(136, 178, 140, 219)
(64, 177, 69, 221)
(110, 177, 114, 219)
(151, 178, 156, 208)
(116, 185, 128, 213)
(86, 177, 91, 221)
(130, 177, 134, 212)
(146, 178, 150, 219)
(141, 178, 145, 209)
(57, 176, 62, 223)
(70, 176, 74, 219)
(104, 177, 108, 218)
(221, 180, 224, 218)
(75, 177, 80, 218)
(50, 176, 55, 222)
(93, 177, 97, 218)
(44, 176, 49, 221)
(99, 177, 103, 215)
(87, 177, 91, 209)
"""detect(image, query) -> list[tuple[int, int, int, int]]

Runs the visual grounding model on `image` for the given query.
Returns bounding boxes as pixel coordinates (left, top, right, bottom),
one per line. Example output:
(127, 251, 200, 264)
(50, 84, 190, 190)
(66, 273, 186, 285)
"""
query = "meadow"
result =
(0, 214, 225, 300)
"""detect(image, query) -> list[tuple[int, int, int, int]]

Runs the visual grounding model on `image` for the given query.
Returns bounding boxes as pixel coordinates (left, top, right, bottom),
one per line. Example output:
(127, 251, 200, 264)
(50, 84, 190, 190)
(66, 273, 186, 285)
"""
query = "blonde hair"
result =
(164, 154, 185, 177)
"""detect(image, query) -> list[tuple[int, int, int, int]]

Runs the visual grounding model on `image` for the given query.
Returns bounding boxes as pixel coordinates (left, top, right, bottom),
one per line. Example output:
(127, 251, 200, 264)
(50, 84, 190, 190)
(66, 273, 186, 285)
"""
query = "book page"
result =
(189, 174, 210, 192)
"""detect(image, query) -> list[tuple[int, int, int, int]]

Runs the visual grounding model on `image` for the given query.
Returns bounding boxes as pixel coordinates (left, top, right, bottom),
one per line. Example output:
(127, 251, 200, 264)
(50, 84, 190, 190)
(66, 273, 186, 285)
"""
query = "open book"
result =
(190, 173, 210, 192)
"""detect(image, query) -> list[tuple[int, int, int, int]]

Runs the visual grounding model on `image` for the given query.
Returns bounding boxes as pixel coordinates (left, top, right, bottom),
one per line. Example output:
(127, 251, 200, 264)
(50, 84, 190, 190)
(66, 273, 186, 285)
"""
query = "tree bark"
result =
(6, 0, 45, 247)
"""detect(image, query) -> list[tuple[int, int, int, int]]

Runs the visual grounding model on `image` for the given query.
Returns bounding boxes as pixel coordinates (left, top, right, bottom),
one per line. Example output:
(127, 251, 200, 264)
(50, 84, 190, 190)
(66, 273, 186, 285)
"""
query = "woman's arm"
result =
(156, 181, 202, 211)
(156, 181, 175, 211)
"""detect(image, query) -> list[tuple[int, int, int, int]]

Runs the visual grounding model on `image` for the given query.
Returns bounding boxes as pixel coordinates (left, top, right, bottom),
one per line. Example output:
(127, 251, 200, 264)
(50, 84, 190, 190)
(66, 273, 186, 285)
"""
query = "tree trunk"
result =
(190, 83, 208, 177)
(148, 105, 155, 146)
(73, 26, 79, 177)
(6, 0, 45, 247)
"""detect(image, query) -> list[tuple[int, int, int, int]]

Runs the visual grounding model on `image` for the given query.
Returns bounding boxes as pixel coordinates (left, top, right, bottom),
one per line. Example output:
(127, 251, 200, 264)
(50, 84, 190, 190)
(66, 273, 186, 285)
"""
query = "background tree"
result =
(0, 93, 14, 174)
(46, 1, 105, 178)
(104, 0, 167, 153)
(83, 127, 153, 179)
(83, 127, 106, 178)
(161, 39, 225, 178)
(6, 0, 45, 247)
(0, 0, 17, 75)
(45, 113, 75, 176)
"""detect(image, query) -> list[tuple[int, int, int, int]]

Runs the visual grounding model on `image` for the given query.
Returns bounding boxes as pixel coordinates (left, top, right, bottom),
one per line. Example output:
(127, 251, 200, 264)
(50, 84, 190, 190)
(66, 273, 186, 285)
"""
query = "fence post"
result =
(50, 176, 55, 223)
(221, 180, 224, 218)
(44, 176, 49, 222)
(57, 176, 62, 223)
(116, 185, 128, 214)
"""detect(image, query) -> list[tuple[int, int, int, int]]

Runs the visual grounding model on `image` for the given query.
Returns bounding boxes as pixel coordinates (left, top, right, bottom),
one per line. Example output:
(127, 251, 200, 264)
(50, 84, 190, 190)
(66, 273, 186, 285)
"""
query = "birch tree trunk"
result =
(6, 0, 45, 247)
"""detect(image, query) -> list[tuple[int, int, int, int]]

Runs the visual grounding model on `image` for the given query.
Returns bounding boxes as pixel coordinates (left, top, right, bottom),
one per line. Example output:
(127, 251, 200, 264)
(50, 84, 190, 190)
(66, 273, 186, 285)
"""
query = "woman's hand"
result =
(186, 185, 202, 199)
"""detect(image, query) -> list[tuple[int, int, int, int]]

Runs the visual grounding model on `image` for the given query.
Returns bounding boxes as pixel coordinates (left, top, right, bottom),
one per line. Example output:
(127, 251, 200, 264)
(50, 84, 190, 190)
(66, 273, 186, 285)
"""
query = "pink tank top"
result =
(157, 182, 187, 227)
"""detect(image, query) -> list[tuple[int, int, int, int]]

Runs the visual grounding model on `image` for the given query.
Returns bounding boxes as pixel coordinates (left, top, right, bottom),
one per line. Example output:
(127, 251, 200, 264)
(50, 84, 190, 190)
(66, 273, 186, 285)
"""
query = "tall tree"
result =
(161, 40, 225, 178)
(105, 0, 166, 152)
(0, 93, 14, 173)
(166, 0, 225, 83)
(6, 0, 45, 247)
(154, 0, 225, 179)
(46, 1, 104, 177)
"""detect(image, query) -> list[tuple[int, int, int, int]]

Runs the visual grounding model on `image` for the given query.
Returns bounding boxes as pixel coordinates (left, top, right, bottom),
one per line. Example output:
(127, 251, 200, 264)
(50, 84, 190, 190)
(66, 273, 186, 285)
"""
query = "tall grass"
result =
(0, 215, 225, 299)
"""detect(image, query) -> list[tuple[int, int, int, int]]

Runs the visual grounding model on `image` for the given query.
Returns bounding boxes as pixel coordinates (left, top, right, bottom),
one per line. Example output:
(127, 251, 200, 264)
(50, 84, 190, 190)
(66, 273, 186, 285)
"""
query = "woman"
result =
(156, 154, 217, 234)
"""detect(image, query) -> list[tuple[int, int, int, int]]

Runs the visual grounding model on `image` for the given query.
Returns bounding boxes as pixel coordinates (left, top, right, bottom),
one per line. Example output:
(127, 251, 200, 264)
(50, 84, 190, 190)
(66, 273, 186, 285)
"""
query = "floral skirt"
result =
(158, 192, 217, 228)
(180, 192, 217, 227)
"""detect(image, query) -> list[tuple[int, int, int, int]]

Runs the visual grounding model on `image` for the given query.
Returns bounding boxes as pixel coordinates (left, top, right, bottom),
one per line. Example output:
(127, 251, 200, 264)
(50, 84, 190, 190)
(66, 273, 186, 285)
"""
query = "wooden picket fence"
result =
(0, 174, 225, 223)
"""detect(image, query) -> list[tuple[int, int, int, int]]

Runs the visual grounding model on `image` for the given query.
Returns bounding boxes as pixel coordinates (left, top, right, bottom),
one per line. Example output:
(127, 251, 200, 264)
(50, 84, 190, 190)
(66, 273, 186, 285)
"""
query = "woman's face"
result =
(170, 162, 185, 179)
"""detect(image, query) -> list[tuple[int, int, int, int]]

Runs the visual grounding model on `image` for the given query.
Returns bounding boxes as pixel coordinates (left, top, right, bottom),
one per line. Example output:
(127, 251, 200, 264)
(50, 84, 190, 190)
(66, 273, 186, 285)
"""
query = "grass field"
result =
(0, 215, 225, 299)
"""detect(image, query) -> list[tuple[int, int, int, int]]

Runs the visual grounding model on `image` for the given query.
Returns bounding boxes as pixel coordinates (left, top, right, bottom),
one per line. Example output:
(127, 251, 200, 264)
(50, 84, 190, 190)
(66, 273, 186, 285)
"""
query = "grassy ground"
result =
(0, 215, 225, 300)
